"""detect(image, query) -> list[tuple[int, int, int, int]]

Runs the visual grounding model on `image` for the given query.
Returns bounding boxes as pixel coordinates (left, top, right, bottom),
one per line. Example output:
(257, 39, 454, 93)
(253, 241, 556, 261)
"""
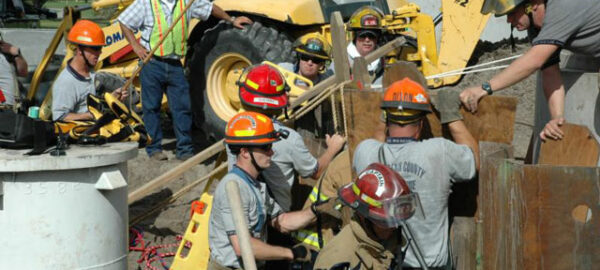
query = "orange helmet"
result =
(381, 78, 431, 125)
(339, 163, 423, 228)
(225, 111, 287, 146)
(238, 64, 289, 110)
(67, 20, 106, 47)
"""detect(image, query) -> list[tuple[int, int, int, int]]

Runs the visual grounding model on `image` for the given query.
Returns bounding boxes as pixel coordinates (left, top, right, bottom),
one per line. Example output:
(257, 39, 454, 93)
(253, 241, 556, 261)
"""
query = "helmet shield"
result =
(381, 192, 425, 227)
(481, 0, 526, 16)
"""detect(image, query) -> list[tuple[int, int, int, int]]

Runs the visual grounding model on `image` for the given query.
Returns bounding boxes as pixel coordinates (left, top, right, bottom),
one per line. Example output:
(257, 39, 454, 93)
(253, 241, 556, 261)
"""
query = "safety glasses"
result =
(299, 54, 325, 64)
(357, 31, 378, 40)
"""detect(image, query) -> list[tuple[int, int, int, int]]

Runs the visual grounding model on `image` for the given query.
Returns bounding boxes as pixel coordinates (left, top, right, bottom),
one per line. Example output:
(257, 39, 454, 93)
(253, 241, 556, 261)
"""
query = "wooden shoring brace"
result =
(330, 11, 351, 83)
(226, 181, 258, 270)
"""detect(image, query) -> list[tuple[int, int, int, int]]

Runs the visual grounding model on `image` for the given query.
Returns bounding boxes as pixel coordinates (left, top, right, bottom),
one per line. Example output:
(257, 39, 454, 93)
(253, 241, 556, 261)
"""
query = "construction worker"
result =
(118, 0, 252, 161)
(209, 111, 338, 270)
(230, 63, 346, 212)
(52, 20, 128, 121)
(279, 32, 333, 89)
(347, 6, 385, 87)
(352, 78, 480, 269)
(0, 36, 27, 108)
(313, 162, 423, 270)
(460, 0, 600, 141)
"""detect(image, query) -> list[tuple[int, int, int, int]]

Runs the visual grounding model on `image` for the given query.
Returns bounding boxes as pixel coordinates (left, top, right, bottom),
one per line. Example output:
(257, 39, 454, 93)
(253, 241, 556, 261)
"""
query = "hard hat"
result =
(67, 19, 106, 47)
(224, 111, 285, 146)
(381, 78, 432, 125)
(481, 0, 528, 16)
(339, 163, 423, 228)
(293, 32, 331, 61)
(238, 64, 288, 110)
(348, 6, 384, 30)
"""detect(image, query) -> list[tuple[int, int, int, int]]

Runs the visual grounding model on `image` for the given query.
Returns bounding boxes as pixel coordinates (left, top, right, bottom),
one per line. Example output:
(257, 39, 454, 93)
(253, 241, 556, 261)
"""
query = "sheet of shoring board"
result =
(537, 123, 599, 166)
(382, 61, 428, 88)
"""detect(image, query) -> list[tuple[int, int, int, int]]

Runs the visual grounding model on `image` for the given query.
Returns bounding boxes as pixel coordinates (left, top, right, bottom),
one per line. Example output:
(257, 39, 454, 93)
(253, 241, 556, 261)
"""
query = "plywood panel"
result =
(538, 123, 599, 166)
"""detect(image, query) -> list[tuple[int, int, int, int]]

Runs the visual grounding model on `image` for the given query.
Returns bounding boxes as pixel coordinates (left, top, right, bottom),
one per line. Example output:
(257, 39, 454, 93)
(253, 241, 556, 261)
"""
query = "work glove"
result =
(311, 198, 342, 220)
(432, 88, 463, 124)
(291, 243, 312, 262)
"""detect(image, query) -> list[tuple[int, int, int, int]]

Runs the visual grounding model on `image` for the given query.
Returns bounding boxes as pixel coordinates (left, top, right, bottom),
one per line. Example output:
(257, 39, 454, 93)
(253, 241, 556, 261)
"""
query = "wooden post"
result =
(351, 56, 370, 90)
(330, 11, 350, 83)
(226, 181, 257, 270)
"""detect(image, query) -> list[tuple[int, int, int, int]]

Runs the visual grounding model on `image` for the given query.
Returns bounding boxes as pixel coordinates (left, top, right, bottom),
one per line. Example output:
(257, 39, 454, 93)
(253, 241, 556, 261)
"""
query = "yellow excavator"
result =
(28, 0, 490, 141)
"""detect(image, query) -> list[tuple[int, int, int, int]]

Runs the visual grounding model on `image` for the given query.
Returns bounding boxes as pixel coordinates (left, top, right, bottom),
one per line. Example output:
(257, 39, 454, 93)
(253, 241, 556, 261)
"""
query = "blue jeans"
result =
(140, 58, 193, 158)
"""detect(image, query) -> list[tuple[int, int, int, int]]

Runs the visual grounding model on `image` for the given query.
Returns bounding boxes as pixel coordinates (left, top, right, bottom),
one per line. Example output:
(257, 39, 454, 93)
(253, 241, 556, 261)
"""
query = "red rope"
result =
(129, 228, 189, 270)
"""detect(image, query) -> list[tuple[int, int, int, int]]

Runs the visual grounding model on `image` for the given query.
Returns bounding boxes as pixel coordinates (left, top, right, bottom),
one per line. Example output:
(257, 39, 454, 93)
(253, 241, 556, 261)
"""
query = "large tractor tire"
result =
(187, 21, 295, 142)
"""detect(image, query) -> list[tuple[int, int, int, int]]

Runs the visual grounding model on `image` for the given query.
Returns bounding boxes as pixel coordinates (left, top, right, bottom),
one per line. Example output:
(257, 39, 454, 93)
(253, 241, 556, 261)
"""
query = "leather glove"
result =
(291, 243, 312, 262)
(432, 88, 463, 124)
(311, 198, 342, 220)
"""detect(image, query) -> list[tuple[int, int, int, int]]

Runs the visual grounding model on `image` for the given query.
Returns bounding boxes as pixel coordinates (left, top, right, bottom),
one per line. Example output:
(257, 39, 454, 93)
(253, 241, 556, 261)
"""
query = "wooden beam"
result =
(351, 56, 371, 90)
(128, 139, 225, 204)
(330, 11, 351, 83)
(364, 37, 406, 64)
(538, 123, 599, 166)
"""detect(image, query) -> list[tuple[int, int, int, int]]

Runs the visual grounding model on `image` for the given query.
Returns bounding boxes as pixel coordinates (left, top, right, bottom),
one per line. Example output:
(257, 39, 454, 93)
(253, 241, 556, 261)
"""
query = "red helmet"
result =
(339, 163, 423, 228)
(238, 64, 289, 110)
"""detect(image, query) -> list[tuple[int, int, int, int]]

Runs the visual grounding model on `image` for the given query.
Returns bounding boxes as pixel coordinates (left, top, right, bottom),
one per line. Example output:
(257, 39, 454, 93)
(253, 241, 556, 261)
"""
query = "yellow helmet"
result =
(348, 6, 384, 30)
(481, 0, 527, 16)
(293, 32, 331, 61)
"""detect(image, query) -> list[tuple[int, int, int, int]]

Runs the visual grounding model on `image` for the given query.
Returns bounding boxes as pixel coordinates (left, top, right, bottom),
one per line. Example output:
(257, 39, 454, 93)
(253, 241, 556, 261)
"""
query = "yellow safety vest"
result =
(150, 0, 188, 57)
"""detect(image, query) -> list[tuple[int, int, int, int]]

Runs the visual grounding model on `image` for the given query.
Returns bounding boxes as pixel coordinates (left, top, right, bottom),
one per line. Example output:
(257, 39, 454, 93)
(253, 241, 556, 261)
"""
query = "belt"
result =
(152, 55, 182, 66)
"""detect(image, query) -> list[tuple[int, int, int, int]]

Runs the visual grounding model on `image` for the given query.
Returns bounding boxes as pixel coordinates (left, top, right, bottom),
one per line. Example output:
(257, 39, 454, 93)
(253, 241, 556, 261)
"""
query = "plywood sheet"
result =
(538, 123, 599, 166)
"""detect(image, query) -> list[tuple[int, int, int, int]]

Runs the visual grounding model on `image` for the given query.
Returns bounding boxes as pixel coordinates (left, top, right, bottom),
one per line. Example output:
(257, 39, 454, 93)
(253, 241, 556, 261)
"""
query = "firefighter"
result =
(351, 78, 480, 269)
(313, 162, 423, 270)
(279, 32, 333, 89)
(208, 111, 338, 270)
(52, 20, 128, 121)
(460, 0, 600, 141)
(347, 6, 385, 86)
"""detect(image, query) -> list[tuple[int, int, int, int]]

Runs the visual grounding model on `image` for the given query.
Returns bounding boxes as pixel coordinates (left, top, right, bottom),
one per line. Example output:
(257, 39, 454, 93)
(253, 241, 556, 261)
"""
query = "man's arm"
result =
(119, 23, 148, 60)
(539, 64, 565, 140)
(229, 234, 293, 260)
(270, 208, 316, 234)
(460, 44, 560, 112)
(313, 134, 346, 179)
(210, 4, 252, 29)
(0, 41, 27, 76)
(62, 112, 94, 121)
(448, 120, 479, 171)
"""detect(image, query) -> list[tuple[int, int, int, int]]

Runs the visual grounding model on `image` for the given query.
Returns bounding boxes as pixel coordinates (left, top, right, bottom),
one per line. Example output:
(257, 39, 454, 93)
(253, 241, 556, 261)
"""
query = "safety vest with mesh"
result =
(149, 0, 188, 57)
(293, 186, 331, 249)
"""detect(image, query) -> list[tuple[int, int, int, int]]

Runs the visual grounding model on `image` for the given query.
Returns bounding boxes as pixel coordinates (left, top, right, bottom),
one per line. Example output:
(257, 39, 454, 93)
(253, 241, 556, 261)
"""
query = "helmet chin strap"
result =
(249, 151, 266, 173)
(358, 215, 387, 241)
(78, 45, 95, 69)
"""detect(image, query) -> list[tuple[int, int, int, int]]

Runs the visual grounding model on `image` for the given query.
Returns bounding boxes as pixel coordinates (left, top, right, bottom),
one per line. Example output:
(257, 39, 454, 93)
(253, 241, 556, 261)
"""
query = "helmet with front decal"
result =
(238, 64, 289, 110)
(381, 78, 432, 125)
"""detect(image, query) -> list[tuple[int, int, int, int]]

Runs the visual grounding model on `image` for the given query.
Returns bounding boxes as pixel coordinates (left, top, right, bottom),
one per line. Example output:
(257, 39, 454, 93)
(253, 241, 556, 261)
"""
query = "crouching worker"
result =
(313, 163, 423, 270)
(209, 111, 338, 270)
(52, 20, 128, 121)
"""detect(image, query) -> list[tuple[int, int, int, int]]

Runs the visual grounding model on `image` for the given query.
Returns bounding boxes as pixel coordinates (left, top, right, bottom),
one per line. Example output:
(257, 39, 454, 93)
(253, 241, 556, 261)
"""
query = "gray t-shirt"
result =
(353, 138, 476, 268)
(531, 0, 600, 57)
(278, 62, 334, 88)
(0, 54, 17, 105)
(209, 167, 282, 268)
(227, 121, 318, 211)
(51, 63, 96, 121)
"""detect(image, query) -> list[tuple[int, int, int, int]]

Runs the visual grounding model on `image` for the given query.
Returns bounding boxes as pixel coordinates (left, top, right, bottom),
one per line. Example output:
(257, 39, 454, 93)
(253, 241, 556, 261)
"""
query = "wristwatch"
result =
(481, 82, 493, 95)
(13, 48, 21, 58)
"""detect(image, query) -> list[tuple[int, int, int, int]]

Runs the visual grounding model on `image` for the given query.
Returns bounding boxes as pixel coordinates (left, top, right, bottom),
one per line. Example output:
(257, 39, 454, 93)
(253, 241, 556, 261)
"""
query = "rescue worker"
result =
(352, 78, 480, 269)
(52, 20, 128, 121)
(118, 0, 252, 161)
(230, 63, 346, 212)
(279, 32, 334, 89)
(347, 6, 385, 87)
(459, 0, 600, 141)
(313, 162, 422, 270)
(0, 36, 27, 108)
(209, 111, 339, 270)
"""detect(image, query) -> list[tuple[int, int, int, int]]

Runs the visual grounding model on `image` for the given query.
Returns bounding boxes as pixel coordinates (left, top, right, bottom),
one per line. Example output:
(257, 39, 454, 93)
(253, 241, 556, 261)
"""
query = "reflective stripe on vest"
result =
(309, 186, 329, 203)
(292, 229, 323, 249)
(149, 0, 188, 57)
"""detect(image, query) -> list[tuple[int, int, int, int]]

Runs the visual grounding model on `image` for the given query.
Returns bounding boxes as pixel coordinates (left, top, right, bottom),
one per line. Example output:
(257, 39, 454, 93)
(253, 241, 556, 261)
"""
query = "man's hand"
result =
(311, 198, 342, 220)
(325, 134, 346, 153)
(0, 41, 19, 56)
(232, 16, 253, 29)
(540, 117, 564, 141)
(459, 86, 488, 113)
(291, 243, 312, 262)
(132, 43, 149, 60)
(432, 88, 463, 124)
(111, 87, 129, 101)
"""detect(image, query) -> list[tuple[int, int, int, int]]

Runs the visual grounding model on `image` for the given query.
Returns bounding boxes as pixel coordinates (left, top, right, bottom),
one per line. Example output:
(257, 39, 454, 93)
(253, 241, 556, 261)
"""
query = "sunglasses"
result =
(357, 32, 378, 40)
(299, 54, 325, 64)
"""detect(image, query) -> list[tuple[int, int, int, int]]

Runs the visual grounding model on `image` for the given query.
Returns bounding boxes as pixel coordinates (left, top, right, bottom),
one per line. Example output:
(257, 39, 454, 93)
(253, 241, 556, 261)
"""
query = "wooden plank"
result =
(330, 11, 350, 83)
(451, 217, 477, 270)
(382, 61, 428, 89)
(350, 56, 371, 90)
(343, 90, 383, 160)
(538, 123, 599, 166)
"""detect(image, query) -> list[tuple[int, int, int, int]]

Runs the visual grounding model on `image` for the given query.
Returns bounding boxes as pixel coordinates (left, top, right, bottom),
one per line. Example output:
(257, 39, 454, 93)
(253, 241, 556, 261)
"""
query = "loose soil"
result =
(125, 41, 537, 270)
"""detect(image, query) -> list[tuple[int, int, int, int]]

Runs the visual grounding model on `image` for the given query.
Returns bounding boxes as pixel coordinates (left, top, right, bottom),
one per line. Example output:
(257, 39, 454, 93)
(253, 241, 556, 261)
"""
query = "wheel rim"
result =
(206, 53, 251, 122)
